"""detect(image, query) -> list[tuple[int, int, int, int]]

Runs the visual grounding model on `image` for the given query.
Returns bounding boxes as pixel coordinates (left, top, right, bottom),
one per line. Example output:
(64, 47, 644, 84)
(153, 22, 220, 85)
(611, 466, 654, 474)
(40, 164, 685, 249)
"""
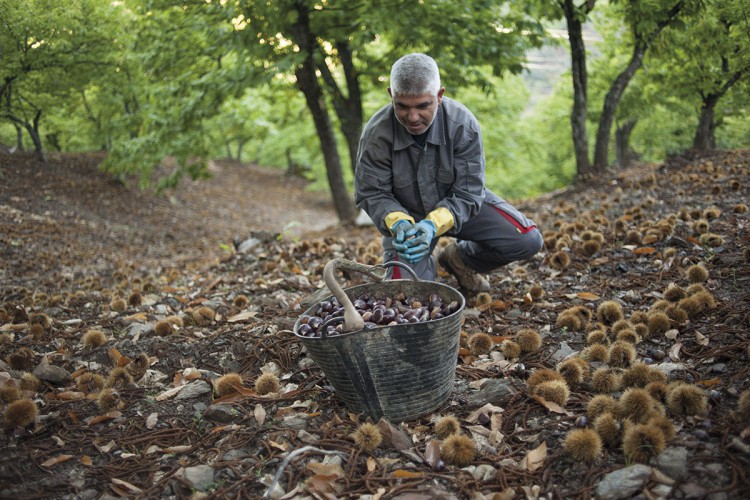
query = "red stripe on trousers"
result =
(493, 206, 537, 234)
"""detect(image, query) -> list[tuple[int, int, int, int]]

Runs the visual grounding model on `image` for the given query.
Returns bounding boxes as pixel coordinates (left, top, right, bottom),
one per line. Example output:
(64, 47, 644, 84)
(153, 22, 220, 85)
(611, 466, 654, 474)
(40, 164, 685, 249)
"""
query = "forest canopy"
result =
(1, 0, 748, 220)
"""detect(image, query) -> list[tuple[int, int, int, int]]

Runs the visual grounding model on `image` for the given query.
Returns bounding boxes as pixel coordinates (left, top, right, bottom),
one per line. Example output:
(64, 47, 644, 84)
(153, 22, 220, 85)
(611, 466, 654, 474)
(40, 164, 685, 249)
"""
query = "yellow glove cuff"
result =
(385, 211, 415, 235)
(425, 207, 454, 236)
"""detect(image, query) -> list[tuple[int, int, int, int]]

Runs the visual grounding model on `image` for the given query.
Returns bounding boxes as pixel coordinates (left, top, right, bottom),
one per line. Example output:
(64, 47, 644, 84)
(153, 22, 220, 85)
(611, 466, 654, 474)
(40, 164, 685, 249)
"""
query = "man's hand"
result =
(393, 220, 436, 263)
(391, 219, 412, 244)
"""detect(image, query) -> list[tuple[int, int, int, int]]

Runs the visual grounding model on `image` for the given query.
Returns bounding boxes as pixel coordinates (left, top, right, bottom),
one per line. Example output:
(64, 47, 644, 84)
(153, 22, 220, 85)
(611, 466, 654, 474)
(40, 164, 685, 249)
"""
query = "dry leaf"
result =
(305, 473, 339, 500)
(523, 442, 547, 472)
(162, 445, 192, 454)
(741, 426, 750, 440)
(391, 469, 424, 478)
(307, 462, 345, 477)
(467, 403, 504, 423)
(665, 329, 679, 340)
(88, 411, 121, 426)
(145, 412, 158, 429)
(94, 440, 116, 453)
(577, 292, 601, 301)
(155, 385, 186, 401)
(697, 378, 722, 387)
(111, 478, 143, 494)
(695, 331, 709, 346)
(366, 456, 378, 472)
(254, 404, 266, 426)
(80, 455, 93, 466)
(531, 395, 574, 416)
(41, 454, 73, 467)
(227, 311, 258, 323)
(376, 418, 413, 451)
(424, 440, 441, 470)
(211, 424, 241, 433)
(669, 341, 682, 361)
(632, 247, 658, 255)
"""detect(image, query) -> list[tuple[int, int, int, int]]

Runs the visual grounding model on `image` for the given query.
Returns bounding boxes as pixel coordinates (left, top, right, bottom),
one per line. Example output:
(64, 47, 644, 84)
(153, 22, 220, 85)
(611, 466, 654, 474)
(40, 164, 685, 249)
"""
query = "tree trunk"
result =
(692, 94, 718, 151)
(317, 41, 363, 175)
(593, 45, 645, 170)
(615, 118, 638, 167)
(692, 70, 743, 151)
(563, 0, 593, 179)
(292, 3, 356, 223)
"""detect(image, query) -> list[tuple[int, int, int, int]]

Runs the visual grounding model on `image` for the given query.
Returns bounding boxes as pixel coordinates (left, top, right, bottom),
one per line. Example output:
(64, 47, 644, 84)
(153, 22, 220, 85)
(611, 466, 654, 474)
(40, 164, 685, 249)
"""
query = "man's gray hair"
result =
(390, 53, 441, 96)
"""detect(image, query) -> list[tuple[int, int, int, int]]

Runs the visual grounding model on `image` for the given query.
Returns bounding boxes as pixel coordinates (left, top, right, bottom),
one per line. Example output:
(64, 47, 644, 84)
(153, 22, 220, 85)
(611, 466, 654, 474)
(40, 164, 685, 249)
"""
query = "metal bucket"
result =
(293, 259, 465, 422)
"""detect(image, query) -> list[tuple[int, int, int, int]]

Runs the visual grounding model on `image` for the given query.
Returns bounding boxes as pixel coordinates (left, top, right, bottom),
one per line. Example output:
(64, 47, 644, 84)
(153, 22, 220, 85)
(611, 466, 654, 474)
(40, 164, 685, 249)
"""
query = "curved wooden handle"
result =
(322, 259, 385, 332)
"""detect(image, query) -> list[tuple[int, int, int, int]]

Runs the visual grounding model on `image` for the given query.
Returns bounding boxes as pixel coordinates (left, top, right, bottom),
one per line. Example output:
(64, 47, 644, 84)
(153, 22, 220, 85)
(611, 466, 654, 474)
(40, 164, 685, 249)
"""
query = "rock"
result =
(175, 380, 212, 400)
(467, 379, 520, 408)
(33, 358, 71, 384)
(550, 341, 575, 363)
(281, 415, 307, 430)
(470, 464, 496, 481)
(652, 447, 688, 480)
(127, 323, 152, 337)
(652, 362, 686, 378)
(595, 464, 653, 500)
(236, 237, 262, 254)
(204, 404, 238, 423)
(180, 465, 215, 491)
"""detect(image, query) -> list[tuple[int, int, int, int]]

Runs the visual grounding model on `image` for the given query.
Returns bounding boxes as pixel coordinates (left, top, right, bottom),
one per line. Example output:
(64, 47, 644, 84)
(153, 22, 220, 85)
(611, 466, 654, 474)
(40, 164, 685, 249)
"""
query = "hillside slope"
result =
(0, 150, 749, 499)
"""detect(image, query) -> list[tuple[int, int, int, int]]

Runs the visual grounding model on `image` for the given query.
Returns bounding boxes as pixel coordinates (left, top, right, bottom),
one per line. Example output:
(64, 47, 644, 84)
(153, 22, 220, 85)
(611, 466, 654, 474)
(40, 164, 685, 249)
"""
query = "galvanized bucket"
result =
(293, 259, 465, 422)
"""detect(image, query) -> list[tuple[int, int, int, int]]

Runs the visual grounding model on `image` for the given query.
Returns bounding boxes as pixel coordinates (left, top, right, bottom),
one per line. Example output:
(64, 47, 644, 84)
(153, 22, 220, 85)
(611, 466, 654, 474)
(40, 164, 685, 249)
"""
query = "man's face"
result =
(389, 87, 445, 135)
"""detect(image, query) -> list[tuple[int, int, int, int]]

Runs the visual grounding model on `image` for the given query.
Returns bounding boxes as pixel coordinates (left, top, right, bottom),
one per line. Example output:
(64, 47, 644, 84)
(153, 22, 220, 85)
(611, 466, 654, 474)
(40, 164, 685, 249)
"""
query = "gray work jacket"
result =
(354, 97, 487, 237)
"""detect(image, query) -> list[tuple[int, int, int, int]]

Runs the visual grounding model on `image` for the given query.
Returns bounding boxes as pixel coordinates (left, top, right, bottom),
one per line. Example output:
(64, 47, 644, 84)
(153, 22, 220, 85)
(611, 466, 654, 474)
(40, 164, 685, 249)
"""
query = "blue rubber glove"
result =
(391, 219, 412, 245)
(394, 220, 436, 263)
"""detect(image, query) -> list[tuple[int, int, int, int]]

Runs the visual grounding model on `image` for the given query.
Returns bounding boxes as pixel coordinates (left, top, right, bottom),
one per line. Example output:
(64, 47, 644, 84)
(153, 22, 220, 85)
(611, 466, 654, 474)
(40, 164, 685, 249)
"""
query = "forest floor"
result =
(0, 150, 749, 499)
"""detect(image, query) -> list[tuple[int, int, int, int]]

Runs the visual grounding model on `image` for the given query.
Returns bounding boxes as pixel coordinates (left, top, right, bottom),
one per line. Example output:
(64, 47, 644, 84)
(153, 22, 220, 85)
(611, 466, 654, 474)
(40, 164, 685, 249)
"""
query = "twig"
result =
(263, 445, 348, 499)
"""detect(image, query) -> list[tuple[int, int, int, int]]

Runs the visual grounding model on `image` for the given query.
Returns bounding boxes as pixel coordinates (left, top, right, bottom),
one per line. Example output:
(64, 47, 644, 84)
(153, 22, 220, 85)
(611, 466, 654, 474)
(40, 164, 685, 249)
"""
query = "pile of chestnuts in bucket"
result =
(296, 292, 461, 337)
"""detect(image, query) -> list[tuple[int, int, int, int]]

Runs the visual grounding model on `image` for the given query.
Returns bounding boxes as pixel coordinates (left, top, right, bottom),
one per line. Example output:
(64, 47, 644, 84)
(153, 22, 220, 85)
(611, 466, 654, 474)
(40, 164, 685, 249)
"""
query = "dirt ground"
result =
(0, 150, 749, 499)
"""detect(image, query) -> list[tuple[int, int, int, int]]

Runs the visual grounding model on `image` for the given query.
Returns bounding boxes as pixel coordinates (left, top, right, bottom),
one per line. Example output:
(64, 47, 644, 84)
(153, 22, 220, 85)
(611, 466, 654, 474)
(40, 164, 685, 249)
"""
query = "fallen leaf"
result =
(366, 456, 378, 472)
(377, 418, 413, 451)
(523, 441, 547, 472)
(145, 412, 158, 429)
(632, 247, 658, 255)
(531, 395, 574, 416)
(211, 424, 241, 433)
(695, 331, 709, 346)
(227, 311, 258, 323)
(255, 404, 266, 426)
(161, 445, 192, 454)
(391, 469, 424, 478)
(305, 473, 339, 500)
(80, 455, 93, 466)
(111, 478, 143, 494)
(41, 454, 73, 467)
(94, 440, 116, 453)
(467, 403, 505, 423)
(424, 440, 441, 469)
(155, 385, 186, 401)
(307, 462, 345, 477)
(88, 411, 121, 426)
(697, 378, 722, 387)
(576, 292, 601, 301)
(669, 341, 682, 361)
(665, 329, 680, 340)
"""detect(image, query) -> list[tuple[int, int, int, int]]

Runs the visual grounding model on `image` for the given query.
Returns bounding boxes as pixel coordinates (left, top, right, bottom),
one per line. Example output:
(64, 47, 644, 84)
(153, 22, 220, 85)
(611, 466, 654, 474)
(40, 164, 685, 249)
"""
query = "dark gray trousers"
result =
(383, 199, 543, 281)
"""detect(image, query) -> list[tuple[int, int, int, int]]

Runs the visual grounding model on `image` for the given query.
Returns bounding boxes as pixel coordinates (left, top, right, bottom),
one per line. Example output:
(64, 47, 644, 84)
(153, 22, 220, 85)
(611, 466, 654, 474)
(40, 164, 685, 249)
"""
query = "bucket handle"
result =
(322, 259, 420, 333)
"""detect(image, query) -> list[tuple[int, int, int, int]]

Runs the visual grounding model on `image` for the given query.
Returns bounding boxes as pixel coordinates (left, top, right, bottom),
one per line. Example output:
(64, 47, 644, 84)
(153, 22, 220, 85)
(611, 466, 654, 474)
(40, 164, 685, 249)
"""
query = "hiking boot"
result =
(438, 242, 490, 293)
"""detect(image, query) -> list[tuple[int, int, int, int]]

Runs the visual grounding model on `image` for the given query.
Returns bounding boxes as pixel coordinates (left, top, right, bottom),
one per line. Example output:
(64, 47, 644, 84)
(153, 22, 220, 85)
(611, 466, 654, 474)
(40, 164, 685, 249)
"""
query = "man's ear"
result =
(387, 87, 393, 98)
(437, 87, 445, 104)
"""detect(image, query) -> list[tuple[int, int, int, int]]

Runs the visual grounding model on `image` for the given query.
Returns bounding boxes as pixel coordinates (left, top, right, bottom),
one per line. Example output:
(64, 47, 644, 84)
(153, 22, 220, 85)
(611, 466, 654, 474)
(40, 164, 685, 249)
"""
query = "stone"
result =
(471, 464, 496, 481)
(181, 465, 215, 491)
(204, 404, 239, 423)
(595, 464, 653, 500)
(652, 447, 688, 480)
(236, 237, 262, 254)
(467, 379, 520, 408)
(550, 341, 575, 363)
(652, 362, 686, 378)
(33, 359, 71, 384)
(175, 380, 212, 400)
